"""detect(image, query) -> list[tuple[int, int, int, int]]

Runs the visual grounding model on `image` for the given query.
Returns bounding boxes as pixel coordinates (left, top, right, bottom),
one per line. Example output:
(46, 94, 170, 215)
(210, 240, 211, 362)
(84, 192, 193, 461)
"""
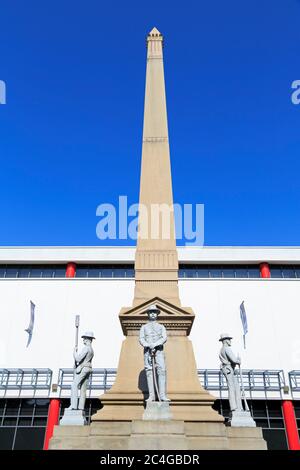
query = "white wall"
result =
(0, 277, 299, 396)
(182, 279, 300, 377)
(0, 279, 134, 372)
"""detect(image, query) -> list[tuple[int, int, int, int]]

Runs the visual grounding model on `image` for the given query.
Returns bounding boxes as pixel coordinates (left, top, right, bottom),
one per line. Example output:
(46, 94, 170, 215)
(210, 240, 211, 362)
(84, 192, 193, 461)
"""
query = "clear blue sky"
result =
(0, 0, 299, 246)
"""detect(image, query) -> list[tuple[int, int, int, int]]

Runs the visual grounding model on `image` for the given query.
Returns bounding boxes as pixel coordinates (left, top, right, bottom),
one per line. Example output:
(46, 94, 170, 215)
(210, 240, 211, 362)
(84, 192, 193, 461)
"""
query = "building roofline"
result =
(0, 246, 300, 264)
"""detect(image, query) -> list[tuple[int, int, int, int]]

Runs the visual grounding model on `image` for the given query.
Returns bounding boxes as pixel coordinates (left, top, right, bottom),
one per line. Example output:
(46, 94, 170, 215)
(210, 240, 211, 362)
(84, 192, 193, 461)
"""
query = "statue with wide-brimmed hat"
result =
(219, 333, 242, 413)
(139, 304, 169, 403)
(219, 333, 256, 427)
(61, 327, 96, 426)
(69, 331, 95, 410)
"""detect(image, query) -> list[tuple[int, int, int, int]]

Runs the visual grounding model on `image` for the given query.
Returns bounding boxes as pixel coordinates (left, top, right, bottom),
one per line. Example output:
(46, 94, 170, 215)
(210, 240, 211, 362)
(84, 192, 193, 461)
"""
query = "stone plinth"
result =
(229, 410, 256, 427)
(143, 401, 172, 420)
(128, 420, 187, 450)
(60, 409, 86, 426)
(49, 420, 267, 450)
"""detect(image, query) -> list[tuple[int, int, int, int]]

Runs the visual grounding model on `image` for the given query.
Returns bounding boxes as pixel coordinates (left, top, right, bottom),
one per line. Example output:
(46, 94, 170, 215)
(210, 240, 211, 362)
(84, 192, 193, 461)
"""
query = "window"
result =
(75, 265, 134, 278)
(14, 427, 45, 450)
(0, 263, 299, 279)
(282, 268, 296, 278)
(232, 267, 248, 278)
(5, 267, 18, 278)
(0, 398, 49, 450)
(222, 268, 236, 278)
(76, 267, 88, 278)
(262, 429, 288, 450)
(53, 267, 65, 278)
(213, 399, 289, 450)
(248, 266, 260, 278)
(18, 267, 31, 278)
(0, 428, 15, 450)
(100, 267, 113, 277)
(0, 265, 67, 278)
(270, 265, 300, 278)
(41, 268, 55, 278)
(210, 268, 222, 278)
(179, 265, 262, 278)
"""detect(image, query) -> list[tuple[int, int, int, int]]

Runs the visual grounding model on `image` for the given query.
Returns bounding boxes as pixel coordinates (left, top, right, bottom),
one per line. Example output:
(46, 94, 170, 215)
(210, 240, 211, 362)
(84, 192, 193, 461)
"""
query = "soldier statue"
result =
(219, 333, 243, 412)
(139, 304, 170, 402)
(68, 331, 95, 410)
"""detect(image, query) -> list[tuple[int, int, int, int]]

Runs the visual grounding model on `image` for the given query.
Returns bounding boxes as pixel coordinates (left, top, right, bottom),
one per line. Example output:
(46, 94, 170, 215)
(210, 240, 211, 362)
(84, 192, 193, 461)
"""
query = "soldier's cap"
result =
(81, 331, 96, 339)
(146, 304, 160, 315)
(219, 333, 232, 342)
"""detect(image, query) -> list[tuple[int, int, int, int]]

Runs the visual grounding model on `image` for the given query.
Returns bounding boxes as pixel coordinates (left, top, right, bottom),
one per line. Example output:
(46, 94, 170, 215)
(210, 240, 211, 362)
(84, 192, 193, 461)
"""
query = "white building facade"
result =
(0, 246, 299, 450)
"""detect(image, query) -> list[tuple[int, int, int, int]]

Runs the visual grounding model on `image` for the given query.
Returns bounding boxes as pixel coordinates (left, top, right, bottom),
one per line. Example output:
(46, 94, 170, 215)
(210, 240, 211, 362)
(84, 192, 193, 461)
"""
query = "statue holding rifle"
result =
(219, 333, 255, 427)
(69, 330, 95, 410)
(139, 304, 170, 402)
(60, 316, 95, 425)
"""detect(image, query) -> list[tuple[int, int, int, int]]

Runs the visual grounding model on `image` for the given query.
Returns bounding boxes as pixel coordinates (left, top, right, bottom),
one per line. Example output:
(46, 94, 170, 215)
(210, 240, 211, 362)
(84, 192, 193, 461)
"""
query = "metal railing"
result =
(289, 370, 300, 398)
(198, 369, 286, 399)
(57, 368, 117, 397)
(0, 367, 289, 399)
(56, 368, 286, 399)
(0, 368, 52, 397)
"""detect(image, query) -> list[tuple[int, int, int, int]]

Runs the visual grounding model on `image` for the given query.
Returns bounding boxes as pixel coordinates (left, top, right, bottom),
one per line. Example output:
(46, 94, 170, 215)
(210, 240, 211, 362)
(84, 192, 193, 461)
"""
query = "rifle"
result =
(238, 363, 249, 412)
(151, 348, 161, 402)
(74, 315, 80, 369)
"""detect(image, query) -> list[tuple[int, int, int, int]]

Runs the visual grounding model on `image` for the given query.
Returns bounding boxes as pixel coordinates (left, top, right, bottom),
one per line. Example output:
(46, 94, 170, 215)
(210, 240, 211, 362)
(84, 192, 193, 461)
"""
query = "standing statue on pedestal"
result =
(219, 333, 255, 427)
(139, 304, 170, 403)
(219, 333, 242, 412)
(60, 327, 95, 426)
(69, 331, 95, 410)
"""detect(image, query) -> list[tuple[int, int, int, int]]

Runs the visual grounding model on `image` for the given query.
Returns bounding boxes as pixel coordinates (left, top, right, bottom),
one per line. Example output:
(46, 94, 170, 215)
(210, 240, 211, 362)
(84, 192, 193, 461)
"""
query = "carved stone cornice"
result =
(119, 296, 194, 336)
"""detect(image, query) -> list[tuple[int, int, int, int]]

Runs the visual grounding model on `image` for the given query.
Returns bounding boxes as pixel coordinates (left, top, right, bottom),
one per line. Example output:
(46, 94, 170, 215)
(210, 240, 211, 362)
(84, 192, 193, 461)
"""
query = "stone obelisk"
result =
(93, 27, 222, 423)
(133, 27, 180, 307)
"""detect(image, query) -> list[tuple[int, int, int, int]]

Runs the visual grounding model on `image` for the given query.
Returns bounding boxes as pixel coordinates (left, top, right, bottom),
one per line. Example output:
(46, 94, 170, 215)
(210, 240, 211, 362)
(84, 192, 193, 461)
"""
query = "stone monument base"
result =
(60, 409, 86, 426)
(143, 402, 172, 420)
(228, 410, 256, 428)
(49, 420, 267, 450)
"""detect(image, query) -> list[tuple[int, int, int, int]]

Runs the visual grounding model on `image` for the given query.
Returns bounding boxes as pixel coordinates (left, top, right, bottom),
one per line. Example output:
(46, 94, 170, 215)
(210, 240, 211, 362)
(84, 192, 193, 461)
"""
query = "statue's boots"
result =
(146, 370, 156, 402)
(158, 373, 170, 402)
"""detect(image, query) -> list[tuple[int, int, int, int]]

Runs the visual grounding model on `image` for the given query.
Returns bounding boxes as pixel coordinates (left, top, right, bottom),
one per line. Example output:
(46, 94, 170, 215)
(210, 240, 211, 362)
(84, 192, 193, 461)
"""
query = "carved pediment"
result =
(119, 297, 194, 336)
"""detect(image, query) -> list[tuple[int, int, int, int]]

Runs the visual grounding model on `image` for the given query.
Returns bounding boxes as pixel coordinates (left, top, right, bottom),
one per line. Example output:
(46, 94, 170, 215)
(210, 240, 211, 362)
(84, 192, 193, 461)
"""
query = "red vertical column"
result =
(260, 262, 271, 278)
(43, 398, 60, 450)
(282, 400, 300, 450)
(66, 262, 76, 278)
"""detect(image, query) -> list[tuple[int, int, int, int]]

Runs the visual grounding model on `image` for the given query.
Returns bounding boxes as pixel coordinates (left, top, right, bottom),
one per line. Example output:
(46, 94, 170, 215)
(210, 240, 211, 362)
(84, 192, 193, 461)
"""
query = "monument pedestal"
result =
(228, 410, 256, 427)
(49, 420, 267, 450)
(143, 401, 172, 420)
(93, 298, 224, 425)
(60, 409, 86, 426)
